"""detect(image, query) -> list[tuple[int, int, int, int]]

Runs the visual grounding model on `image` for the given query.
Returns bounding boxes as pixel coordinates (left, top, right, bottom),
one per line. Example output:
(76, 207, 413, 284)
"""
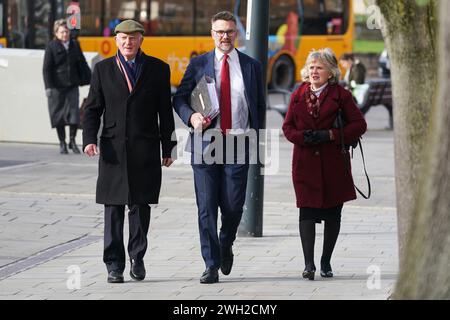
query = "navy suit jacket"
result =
(173, 49, 266, 156)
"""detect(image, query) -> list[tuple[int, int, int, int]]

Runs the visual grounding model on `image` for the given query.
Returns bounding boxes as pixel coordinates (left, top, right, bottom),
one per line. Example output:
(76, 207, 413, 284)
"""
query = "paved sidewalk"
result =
(0, 106, 398, 300)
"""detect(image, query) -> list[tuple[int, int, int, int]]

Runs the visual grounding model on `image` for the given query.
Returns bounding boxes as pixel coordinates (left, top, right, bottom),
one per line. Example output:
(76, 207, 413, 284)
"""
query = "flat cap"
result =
(114, 20, 145, 35)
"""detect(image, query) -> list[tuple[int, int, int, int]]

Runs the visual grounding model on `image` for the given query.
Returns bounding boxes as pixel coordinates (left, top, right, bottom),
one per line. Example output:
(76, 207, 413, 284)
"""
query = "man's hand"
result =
(84, 144, 99, 157)
(189, 112, 211, 131)
(45, 88, 52, 98)
(162, 158, 174, 167)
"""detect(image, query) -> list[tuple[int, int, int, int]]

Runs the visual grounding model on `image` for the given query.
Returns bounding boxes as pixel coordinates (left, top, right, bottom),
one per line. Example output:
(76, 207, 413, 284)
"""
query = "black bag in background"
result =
(78, 97, 87, 129)
(78, 60, 91, 86)
(75, 41, 92, 86)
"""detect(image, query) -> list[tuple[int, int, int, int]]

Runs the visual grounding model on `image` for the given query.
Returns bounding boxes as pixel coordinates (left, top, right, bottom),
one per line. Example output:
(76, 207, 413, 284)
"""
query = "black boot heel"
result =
(69, 138, 81, 154)
(60, 141, 68, 154)
(320, 270, 333, 278)
(302, 269, 315, 280)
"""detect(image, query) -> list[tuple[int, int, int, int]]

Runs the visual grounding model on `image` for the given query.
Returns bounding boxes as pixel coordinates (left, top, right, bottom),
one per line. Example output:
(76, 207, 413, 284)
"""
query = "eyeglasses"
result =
(212, 29, 237, 37)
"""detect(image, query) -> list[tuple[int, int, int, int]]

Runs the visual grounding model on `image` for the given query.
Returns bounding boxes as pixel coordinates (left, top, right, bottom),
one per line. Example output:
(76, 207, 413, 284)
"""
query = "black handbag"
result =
(78, 60, 91, 86)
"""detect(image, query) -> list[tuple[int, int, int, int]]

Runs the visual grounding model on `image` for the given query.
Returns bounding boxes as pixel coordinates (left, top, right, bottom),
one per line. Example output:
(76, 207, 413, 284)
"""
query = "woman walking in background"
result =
(282, 48, 367, 280)
(43, 19, 89, 154)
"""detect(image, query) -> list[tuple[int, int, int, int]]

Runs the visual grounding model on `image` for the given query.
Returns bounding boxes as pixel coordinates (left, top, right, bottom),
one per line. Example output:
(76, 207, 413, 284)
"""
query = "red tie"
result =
(220, 54, 231, 134)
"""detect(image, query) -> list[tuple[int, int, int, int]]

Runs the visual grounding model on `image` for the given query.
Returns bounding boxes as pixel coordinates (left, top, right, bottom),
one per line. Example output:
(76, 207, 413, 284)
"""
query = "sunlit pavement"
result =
(0, 106, 397, 300)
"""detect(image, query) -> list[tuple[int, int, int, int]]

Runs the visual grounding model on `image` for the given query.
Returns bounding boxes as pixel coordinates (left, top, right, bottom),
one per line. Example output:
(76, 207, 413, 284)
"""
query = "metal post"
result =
(238, 0, 269, 237)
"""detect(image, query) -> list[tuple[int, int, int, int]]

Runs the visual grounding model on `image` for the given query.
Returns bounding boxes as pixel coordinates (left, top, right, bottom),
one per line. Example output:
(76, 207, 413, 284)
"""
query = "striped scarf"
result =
(115, 50, 142, 92)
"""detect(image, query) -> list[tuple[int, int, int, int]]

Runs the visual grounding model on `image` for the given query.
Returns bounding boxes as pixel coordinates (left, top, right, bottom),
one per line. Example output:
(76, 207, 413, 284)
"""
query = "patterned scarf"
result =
(305, 83, 329, 118)
(115, 49, 143, 92)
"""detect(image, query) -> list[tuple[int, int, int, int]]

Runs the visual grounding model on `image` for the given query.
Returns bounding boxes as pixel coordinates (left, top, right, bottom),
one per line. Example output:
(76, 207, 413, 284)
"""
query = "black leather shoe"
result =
(107, 270, 124, 283)
(320, 270, 334, 278)
(220, 246, 234, 275)
(130, 259, 146, 281)
(60, 141, 68, 154)
(302, 267, 316, 280)
(200, 267, 219, 284)
(68, 138, 81, 154)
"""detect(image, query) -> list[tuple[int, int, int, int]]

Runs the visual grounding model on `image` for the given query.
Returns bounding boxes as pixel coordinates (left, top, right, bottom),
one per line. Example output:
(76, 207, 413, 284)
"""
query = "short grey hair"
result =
(301, 48, 341, 85)
(53, 19, 68, 34)
(211, 11, 237, 24)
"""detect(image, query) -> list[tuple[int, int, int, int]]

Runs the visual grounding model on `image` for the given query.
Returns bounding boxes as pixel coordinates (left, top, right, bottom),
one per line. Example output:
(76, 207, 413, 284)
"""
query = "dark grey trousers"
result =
(103, 204, 151, 273)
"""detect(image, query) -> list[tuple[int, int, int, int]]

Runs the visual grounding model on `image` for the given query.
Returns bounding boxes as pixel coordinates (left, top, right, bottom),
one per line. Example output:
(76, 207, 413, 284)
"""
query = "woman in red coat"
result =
(282, 48, 367, 280)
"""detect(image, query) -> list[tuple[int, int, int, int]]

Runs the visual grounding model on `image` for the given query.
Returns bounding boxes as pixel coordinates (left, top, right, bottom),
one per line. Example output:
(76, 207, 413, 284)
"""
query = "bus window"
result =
(195, 0, 235, 36)
(32, 0, 52, 49)
(302, 0, 348, 35)
(151, 0, 194, 36)
(103, 0, 148, 36)
(6, 0, 26, 48)
(76, 0, 102, 36)
(324, 0, 348, 35)
(269, 0, 298, 35)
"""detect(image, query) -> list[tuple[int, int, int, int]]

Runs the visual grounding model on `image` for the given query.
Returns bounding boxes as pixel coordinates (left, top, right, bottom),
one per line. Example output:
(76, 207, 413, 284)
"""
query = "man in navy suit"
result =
(173, 11, 265, 284)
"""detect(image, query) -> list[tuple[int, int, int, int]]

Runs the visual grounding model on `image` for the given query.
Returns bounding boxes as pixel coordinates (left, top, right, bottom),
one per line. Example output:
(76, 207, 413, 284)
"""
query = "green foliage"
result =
(353, 40, 385, 53)
(416, 0, 430, 6)
(354, 14, 367, 24)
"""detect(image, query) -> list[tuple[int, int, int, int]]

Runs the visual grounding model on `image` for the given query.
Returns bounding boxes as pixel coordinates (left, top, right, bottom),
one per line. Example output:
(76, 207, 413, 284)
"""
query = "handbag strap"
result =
(336, 87, 371, 199)
(355, 139, 371, 199)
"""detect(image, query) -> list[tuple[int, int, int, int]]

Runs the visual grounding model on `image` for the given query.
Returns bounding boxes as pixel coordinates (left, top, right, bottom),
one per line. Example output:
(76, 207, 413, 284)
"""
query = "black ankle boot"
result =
(68, 138, 80, 154)
(320, 259, 333, 278)
(302, 267, 316, 280)
(60, 141, 68, 154)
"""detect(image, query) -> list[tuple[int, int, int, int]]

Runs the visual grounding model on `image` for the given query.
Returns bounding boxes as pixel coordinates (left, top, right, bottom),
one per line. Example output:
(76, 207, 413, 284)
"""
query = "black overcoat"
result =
(43, 39, 86, 127)
(82, 53, 176, 205)
(43, 39, 84, 89)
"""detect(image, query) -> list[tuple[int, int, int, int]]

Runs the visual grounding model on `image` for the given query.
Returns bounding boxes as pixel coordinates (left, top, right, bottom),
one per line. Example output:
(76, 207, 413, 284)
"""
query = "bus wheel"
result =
(269, 55, 295, 90)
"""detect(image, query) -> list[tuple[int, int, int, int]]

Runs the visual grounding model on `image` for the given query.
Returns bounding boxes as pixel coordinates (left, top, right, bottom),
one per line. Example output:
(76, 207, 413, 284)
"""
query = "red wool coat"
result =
(282, 83, 367, 208)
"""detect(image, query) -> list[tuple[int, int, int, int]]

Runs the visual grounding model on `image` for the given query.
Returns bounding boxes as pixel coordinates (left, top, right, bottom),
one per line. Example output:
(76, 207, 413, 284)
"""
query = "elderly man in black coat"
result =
(82, 20, 176, 283)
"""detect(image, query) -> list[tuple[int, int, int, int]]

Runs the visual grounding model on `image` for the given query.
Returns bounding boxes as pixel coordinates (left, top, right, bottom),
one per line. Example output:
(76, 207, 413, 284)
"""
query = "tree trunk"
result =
(376, 0, 438, 266)
(393, 0, 450, 299)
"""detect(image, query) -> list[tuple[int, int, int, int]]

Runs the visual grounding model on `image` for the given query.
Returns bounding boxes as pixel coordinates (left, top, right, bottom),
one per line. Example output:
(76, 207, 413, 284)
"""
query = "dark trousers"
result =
(192, 163, 249, 269)
(103, 204, 151, 272)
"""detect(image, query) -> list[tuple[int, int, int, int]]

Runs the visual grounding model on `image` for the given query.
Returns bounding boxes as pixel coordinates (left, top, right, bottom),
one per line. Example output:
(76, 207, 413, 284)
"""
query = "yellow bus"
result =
(3, 0, 353, 90)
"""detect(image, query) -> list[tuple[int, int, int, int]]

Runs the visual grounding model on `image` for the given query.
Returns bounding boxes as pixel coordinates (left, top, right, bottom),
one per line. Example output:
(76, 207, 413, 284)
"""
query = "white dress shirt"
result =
(214, 48, 250, 134)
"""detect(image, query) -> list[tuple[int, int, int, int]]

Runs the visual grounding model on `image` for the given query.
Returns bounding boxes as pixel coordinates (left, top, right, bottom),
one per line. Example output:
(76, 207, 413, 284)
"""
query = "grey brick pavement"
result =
(0, 106, 398, 300)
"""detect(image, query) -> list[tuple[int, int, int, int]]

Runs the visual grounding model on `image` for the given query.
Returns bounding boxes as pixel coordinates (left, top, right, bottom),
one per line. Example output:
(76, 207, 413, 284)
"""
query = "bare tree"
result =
(376, 0, 450, 298)
(393, 0, 450, 299)
(375, 0, 438, 265)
